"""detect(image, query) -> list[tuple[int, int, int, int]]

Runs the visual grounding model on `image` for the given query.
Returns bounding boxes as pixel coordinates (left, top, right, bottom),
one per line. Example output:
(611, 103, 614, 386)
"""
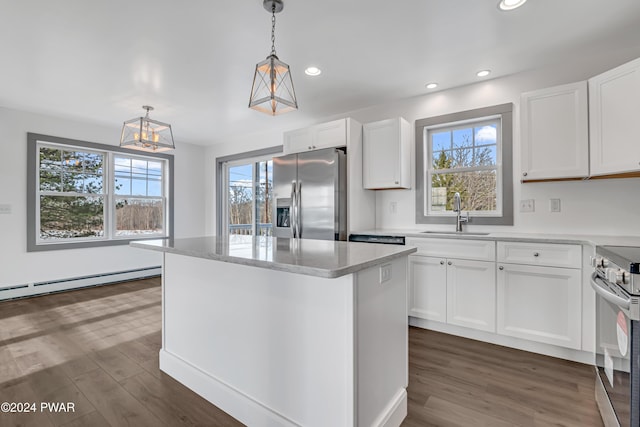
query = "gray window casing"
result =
(27, 133, 174, 252)
(415, 103, 514, 226)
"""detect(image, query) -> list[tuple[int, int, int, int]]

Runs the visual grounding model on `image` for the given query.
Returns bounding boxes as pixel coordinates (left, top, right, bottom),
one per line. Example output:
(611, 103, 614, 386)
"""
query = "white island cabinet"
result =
(131, 236, 416, 427)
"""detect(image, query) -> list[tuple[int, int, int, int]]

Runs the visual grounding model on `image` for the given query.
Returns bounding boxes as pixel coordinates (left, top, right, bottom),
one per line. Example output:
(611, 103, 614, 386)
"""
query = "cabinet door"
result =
(520, 82, 588, 181)
(446, 259, 495, 332)
(313, 119, 346, 150)
(283, 127, 313, 155)
(363, 117, 410, 189)
(589, 57, 640, 175)
(408, 255, 446, 322)
(497, 263, 581, 349)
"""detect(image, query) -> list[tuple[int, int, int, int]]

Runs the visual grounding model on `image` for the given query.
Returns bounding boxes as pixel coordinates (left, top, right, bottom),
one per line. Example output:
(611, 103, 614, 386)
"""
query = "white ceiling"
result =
(1, 0, 640, 146)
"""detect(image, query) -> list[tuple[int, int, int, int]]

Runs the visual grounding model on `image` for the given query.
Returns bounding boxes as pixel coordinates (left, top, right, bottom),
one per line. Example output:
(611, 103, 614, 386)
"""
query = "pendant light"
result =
(119, 106, 175, 152)
(249, 0, 298, 115)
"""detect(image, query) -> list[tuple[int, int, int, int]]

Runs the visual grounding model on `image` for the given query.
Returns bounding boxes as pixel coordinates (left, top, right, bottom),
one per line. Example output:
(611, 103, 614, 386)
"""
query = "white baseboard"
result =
(0, 266, 160, 300)
(409, 316, 594, 365)
(374, 389, 407, 427)
(159, 349, 301, 427)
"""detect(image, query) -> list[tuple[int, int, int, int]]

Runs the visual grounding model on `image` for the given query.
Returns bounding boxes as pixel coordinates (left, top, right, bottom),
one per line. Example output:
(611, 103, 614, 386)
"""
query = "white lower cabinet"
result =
(497, 259, 582, 350)
(409, 255, 495, 332)
(408, 255, 446, 322)
(447, 259, 496, 332)
(408, 238, 587, 360)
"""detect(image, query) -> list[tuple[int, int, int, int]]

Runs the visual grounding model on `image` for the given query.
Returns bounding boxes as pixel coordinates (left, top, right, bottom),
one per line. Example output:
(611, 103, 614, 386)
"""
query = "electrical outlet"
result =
(389, 202, 397, 214)
(380, 264, 392, 284)
(0, 204, 11, 214)
(519, 199, 535, 213)
(549, 199, 561, 213)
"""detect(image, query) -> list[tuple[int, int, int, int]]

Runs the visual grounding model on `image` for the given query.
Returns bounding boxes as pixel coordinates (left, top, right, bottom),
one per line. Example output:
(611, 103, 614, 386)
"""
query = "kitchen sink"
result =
(420, 231, 490, 236)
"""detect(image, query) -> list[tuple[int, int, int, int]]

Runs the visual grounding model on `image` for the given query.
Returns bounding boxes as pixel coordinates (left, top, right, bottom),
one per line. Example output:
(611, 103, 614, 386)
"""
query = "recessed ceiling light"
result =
(476, 70, 491, 77)
(498, 0, 527, 11)
(304, 66, 322, 76)
(425, 83, 438, 89)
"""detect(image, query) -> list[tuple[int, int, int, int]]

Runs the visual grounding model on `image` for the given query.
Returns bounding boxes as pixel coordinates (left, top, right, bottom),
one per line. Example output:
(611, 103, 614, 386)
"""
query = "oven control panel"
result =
(591, 255, 639, 295)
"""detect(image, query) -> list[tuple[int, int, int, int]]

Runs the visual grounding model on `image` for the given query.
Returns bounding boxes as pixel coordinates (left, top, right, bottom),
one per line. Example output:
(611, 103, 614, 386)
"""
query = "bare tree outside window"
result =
(429, 122, 499, 214)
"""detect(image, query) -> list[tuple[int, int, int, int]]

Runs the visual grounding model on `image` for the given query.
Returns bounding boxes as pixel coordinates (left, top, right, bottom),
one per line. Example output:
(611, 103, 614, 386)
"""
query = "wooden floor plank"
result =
(72, 368, 165, 427)
(0, 279, 606, 427)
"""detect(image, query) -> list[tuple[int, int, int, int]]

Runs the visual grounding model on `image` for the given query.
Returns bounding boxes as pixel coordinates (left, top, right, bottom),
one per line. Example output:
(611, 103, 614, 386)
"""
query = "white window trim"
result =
(27, 133, 174, 252)
(424, 116, 503, 217)
(111, 152, 168, 240)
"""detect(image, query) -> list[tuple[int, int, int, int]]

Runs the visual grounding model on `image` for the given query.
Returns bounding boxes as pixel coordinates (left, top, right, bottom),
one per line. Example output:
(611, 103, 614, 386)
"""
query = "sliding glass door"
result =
(223, 158, 273, 236)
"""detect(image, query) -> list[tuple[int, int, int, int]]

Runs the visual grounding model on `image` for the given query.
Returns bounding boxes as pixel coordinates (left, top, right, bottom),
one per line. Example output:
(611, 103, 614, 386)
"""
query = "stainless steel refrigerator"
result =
(272, 148, 347, 240)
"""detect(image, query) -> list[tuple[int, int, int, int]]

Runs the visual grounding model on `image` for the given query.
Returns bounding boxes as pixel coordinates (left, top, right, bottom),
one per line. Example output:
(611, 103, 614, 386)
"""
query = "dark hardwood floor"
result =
(0, 279, 603, 427)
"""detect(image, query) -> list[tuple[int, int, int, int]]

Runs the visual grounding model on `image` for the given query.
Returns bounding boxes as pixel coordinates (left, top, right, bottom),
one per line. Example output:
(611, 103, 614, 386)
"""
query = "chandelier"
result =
(120, 106, 175, 152)
(248, 0, 298, 115)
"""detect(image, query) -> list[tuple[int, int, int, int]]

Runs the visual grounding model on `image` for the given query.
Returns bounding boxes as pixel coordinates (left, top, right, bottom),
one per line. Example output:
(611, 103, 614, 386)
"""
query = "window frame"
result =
(27, 133, 174, 252)
(216, 146, 282, 236)
(415, 103, 513, 226)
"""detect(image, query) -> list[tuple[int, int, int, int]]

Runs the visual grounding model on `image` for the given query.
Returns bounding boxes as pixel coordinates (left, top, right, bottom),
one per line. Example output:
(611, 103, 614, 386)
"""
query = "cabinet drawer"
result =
(497, 242, 581, 268)
(406, 238, 495, 261)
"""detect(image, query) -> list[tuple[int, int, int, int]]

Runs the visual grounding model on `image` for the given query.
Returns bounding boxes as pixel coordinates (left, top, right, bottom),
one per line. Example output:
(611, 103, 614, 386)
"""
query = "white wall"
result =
(0, 107, 206, 287)
(206, 48, 640, 237)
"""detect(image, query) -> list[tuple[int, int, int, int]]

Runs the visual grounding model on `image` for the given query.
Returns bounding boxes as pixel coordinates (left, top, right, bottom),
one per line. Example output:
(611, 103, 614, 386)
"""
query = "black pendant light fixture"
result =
(249, 0, 298, 115)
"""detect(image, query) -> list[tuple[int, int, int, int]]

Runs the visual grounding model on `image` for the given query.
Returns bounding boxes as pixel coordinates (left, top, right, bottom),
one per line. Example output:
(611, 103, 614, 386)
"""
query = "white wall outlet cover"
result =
(379, 264, 392, 283)
(549, 198, 561, 213)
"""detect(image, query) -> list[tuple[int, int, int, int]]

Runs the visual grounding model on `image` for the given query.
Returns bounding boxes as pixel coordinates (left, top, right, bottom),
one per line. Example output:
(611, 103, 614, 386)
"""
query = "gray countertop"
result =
(352, 229, 640, 247)
(130, 235, 417, 279)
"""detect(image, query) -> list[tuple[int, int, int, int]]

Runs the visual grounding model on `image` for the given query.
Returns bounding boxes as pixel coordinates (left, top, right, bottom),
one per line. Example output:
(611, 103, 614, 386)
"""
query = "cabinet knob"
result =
(533, 252, 539, 257)
(308, 146, 312, 150)
(499, 266, 504, 270)
(440, 260, 445, 265)
(447, 261, 452, 266)
(395, 181, 399, 184)
(523, 172, 528, 177)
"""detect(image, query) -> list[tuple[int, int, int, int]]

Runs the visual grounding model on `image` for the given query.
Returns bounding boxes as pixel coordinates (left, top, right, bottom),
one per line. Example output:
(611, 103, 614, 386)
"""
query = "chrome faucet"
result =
(453, 192, 469, 232)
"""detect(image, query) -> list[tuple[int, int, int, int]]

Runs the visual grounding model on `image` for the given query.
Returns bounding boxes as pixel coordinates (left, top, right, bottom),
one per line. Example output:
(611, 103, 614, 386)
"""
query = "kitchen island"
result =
(131, 235, 416, 427)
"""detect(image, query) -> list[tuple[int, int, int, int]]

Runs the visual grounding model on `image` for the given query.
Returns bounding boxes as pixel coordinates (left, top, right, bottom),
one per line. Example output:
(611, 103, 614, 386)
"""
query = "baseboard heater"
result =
(0, 266, 161, 301)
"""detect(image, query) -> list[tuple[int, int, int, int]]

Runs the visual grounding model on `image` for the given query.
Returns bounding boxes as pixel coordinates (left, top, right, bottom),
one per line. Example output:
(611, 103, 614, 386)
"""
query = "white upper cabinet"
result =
(589, 57, 640, 176)
(363, 117, 411, 189)
(520, 81, 589, 181)
(283, 118, 347, 155)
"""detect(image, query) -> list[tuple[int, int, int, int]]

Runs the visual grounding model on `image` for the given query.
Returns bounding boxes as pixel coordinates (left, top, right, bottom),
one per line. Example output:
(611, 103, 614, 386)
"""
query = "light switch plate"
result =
(0, 204, 11, 214)
(549, 198, 561, 213)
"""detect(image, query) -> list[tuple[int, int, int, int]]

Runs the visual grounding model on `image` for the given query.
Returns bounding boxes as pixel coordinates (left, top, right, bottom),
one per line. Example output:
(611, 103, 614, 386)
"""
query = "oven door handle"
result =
(590, 272, 631, 309)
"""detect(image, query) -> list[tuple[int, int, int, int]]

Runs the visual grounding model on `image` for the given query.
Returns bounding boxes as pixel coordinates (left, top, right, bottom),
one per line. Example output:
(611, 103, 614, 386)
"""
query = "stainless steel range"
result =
(591, 246, 640, 427)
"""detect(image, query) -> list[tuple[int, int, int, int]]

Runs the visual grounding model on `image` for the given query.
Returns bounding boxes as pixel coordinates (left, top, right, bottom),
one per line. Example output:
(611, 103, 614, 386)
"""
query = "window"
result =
(415, 104, 513, 225)
(216, 146, 281, 237)
(27, 133, 173, 251)
(114, 156, 165, 236)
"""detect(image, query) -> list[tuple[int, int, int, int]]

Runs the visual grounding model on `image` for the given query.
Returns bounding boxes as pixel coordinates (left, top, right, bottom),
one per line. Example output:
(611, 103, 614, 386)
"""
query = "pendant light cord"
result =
(271, 6, 277, 56)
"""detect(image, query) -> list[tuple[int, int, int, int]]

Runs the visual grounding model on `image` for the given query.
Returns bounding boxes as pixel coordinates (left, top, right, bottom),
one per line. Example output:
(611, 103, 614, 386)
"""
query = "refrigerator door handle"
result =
(296, 181, 302, 238)
(291, 181, 297, 238)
